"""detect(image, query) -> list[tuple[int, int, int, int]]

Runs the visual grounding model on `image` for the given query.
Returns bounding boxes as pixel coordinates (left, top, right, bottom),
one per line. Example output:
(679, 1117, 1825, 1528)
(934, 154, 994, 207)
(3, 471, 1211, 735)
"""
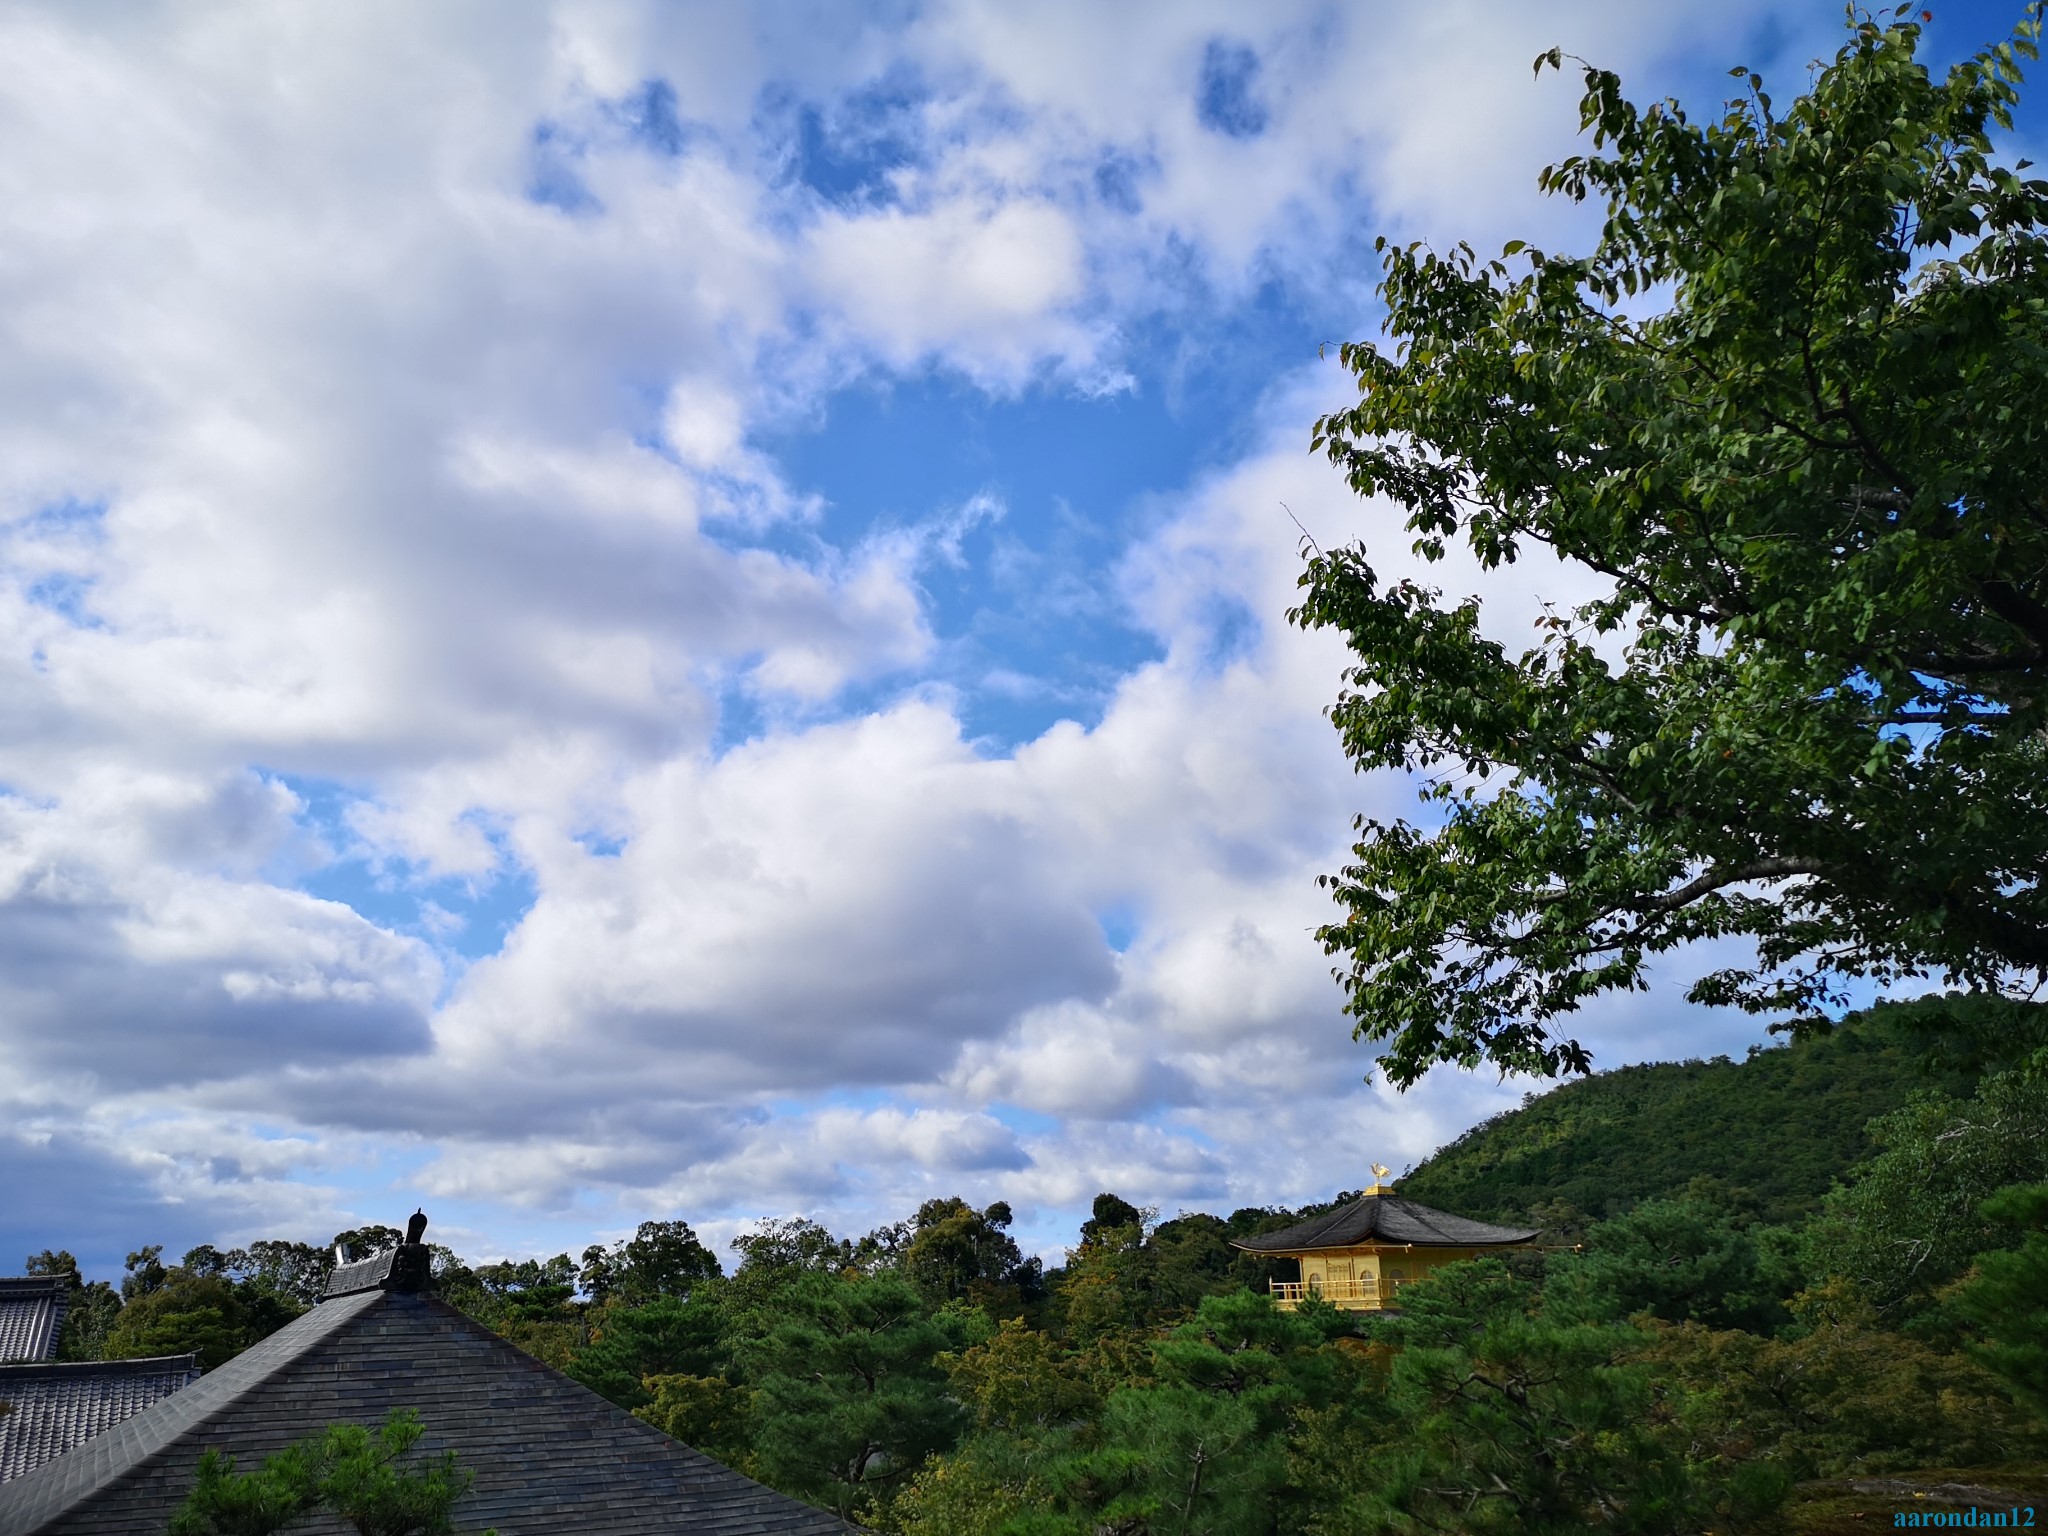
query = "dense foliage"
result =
(168, 1409, 489, 1536)
(1397, 995, 2042, 1224)
(51, 997, 2048, 1532)
(1293, 6, 2048, 1084)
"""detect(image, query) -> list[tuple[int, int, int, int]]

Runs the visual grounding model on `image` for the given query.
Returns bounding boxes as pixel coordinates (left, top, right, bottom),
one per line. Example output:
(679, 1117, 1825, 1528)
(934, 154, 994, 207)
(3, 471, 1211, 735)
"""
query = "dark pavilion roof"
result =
(0, 1282, 66, 1365)
(0, 1276, 200, 1488)
(0, 1247, 852, 1536)
(0, 1356, 201, 1484)
(1230, 1194, 1542, 1253)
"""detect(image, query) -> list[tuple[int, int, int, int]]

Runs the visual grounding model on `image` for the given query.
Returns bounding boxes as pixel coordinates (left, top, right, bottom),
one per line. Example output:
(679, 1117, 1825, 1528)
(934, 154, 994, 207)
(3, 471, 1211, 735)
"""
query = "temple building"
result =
(0, 1221, 850, 1535)
(0, 1275, 200, 1486)
(1231, 1166, 1542, 1310)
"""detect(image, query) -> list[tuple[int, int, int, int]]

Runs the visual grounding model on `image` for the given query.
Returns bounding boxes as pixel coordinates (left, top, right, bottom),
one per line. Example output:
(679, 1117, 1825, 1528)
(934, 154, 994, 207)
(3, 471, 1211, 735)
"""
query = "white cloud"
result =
(948, 1002, 1178, 1121)
(808, 199, 1095, 382)
(0, 0, 1839, 1267)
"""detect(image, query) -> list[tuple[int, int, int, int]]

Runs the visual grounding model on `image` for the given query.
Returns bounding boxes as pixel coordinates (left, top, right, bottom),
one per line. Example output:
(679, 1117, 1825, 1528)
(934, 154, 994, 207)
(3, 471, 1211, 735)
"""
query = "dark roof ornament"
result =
(322, 1212, 434, 1300)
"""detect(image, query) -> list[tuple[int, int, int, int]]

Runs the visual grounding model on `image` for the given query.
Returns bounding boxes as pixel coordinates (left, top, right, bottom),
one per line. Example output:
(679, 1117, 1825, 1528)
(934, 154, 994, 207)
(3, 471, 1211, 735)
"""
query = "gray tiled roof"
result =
(0, 1283, 66, 1365)
(0, 1283, 853, 1535)
(0, 1356, 200, 1483)
(1230, 1195, 1542, 1253)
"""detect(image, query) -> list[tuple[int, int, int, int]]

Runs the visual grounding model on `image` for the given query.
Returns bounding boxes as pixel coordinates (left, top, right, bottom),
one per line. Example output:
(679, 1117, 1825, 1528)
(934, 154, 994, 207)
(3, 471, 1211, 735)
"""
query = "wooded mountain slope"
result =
(1396, 995, 2038, 1225)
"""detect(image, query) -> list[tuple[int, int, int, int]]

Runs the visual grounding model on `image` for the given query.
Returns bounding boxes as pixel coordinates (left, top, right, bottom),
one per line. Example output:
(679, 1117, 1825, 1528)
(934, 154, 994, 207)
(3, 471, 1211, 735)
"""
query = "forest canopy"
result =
(32, 997, 2048, 1532)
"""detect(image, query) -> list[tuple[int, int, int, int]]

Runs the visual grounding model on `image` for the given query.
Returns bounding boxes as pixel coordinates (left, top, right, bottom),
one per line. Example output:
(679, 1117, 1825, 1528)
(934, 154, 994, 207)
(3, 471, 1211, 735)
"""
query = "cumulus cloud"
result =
(0, 0, 1834, 1269)
(808, 199, 1094, 380)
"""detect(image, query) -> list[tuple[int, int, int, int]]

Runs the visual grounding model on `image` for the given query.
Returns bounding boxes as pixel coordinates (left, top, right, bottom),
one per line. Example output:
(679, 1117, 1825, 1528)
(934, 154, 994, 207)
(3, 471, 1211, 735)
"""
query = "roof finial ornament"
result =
(1367, 1163, 1395, 1196)
(405, 1209, 428, 1246)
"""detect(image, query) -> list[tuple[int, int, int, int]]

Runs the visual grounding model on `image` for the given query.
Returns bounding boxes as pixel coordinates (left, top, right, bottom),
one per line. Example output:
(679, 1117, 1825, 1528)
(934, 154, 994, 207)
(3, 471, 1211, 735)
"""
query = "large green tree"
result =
(1544, 1184, 1798, 1334)
(1350, 1262, 1789, 1534)
(745, 1273, 968, 1521)
(899, 1198, 1041, 1309)
(1804, 1067, 2048, 1314)
(566, 1293, 728, 1410)
(103, 1267, 300, 1372)
(1043, 1291, 1355, 1536)
(1293, 7, 2048, 1083)
(1954, 1180, 2048, 1422)
(576, 1219, 721, 1307)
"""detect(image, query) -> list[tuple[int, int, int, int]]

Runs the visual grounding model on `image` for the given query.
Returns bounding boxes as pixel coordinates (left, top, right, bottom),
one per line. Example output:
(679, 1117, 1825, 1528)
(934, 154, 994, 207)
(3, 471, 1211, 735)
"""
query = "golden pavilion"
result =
(1230, 1165, 1542, 1311)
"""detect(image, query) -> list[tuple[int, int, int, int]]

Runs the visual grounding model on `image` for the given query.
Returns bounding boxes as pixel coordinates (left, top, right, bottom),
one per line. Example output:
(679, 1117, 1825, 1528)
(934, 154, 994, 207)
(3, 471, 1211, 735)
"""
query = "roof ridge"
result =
(0, 1290, 381, 1533)
(0, 1355, 198, 1381)
(323, 1241, 433, 1300)
(0, 1276, 68, 1364)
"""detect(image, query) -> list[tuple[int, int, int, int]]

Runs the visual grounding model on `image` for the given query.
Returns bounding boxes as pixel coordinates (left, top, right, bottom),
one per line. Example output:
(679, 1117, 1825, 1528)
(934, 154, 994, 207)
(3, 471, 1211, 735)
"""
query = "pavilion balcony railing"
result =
(1267, 1277, 1412, 1309)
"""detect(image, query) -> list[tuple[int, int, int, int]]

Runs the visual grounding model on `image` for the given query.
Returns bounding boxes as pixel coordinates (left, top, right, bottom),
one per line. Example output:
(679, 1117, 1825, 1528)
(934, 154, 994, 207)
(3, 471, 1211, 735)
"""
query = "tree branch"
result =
(1530, 857, 1830, 917)
(1980, 580, 2048, 655)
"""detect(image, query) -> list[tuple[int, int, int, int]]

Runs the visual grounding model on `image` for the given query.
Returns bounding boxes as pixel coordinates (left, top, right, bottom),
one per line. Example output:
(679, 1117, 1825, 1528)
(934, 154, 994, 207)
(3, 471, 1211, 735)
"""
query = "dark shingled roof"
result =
(0, 1271, 853, 1535)
(1230, 1194, 1542, 1253)
(0, 1282, 66, 1365)
(0, 1357, 201, 1483)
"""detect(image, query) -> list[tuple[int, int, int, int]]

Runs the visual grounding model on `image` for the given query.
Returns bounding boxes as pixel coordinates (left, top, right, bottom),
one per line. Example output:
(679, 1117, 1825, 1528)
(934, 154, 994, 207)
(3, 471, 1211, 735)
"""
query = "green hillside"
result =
(1397, 995, 2037, 1225)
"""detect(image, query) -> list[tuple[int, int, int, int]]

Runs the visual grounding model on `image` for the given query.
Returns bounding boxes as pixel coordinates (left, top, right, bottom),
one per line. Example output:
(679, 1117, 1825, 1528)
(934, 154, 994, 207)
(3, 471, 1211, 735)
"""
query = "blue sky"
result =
(0, 0, 2039, 1276)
